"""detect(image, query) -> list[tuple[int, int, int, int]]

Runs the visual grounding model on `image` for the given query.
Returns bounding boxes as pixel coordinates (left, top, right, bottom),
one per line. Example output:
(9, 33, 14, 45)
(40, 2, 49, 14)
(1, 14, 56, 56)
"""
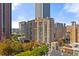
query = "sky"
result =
(12, 3, 79, 28)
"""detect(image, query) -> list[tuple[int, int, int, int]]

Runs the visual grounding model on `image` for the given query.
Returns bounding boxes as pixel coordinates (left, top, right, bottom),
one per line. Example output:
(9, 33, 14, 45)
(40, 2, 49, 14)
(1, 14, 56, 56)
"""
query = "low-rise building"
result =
(12, 28, 19, 35)
(18, 36, 30, 42)
(51, 41, 59, 50)
(62, 43, 79, 56)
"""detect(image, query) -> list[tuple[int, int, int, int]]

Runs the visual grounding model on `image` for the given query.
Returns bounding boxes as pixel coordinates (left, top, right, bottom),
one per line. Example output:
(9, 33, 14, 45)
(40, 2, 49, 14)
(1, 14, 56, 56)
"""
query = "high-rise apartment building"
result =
(0, 3, 11, 40)
(66, 21, 79, 43)
(19, 20, 36, 41)
(35, 18, 55, 44)
(55, 23, 66, 40)
(35, 3, 50, 18)
(27, 20, 36, 40)
(21, 18, 55, 44)
(19, 21, 27, 35)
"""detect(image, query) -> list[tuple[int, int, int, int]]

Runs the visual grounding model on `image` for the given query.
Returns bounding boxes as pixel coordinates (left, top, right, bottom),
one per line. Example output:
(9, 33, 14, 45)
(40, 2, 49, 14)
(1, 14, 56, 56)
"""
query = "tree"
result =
(0, 39, 13, 56)
(58, 39, 65, 46)
(16, 44, 48, 56)
(0, 39, 24, 56)
(41, 44, 48, 53)
(33, 40, 39, 48)
(11, 34, 22, 41)
(16, 50, 32, 56)
(11, 41, 23, 55)
(0, 38, 48, 56)
(22, 40, 39, 51)
(32, 47, 43, 56)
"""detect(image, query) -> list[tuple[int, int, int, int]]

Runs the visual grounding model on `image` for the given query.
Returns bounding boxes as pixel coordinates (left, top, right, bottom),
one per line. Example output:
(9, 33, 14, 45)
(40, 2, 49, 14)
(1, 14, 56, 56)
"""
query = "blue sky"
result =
(12, 3, 79, 28)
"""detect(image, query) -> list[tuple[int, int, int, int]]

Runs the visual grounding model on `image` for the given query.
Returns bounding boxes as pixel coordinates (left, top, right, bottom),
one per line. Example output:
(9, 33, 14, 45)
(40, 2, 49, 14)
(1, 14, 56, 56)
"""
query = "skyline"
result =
(12, 3, 79, 28)
(0, 3, 79, 56)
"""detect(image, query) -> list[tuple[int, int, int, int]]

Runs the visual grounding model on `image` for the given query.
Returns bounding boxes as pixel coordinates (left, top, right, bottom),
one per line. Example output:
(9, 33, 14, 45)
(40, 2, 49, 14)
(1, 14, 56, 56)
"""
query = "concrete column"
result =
(43, 20, 45, 43)
(37, 21, 39, 42)
(47, 20, 50, 44)
(71, 21, 77, 43)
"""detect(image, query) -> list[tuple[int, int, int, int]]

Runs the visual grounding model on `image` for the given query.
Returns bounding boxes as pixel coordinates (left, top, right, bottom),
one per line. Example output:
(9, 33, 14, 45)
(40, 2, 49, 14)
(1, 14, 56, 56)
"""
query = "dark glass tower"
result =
(35, 3, 50, 18)
(0, 3, 3, 40)
(0, 3, 11, 40)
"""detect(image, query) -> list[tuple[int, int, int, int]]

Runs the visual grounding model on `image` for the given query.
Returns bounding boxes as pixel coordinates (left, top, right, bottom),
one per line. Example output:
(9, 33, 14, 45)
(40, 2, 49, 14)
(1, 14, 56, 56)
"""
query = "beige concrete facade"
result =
(77, 26, 79, 43)
(66, 21, 79, 43)
(35, 18, 55, 44)
(24, 18, 66, 44)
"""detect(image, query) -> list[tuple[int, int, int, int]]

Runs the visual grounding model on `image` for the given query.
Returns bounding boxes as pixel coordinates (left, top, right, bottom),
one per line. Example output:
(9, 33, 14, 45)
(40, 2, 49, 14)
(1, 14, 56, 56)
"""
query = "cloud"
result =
(64, 3, 79, 17)
(17, 16, 27, 21)
(12, 3, 21, 11)
(12, 20, 19, 28)
(12, 16, 27, 28)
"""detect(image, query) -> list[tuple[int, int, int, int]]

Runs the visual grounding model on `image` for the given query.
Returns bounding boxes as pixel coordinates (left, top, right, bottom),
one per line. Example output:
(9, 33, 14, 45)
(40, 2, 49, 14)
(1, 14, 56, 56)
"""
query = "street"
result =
(47, 45, 71, 56)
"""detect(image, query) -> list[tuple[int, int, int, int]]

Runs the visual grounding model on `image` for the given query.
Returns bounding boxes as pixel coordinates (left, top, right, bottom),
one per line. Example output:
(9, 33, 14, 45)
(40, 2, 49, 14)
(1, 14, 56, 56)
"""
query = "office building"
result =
(0, 3, 2, 40)
(35, 3, 50, 18)
(0, 3, 11, 40)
